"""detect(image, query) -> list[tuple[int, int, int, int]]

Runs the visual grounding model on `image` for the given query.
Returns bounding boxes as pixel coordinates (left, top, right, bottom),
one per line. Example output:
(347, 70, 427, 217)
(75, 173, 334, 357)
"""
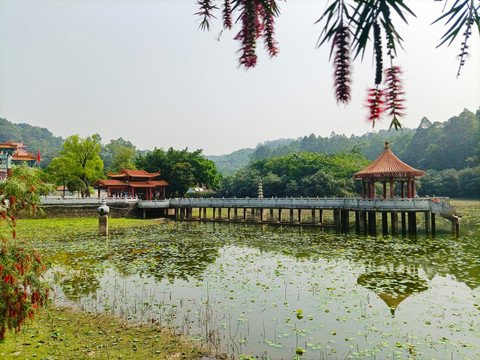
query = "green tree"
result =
(135, 147, 220, 197)
(100, 138, 137, 172)
(169, 163, 195, 197)
(55, 135, 104, 197)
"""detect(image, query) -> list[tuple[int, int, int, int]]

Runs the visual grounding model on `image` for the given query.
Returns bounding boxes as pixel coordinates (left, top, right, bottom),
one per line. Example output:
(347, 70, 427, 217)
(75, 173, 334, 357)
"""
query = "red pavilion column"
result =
(407, 178, 412, 198)
(369, 180, 375, 199)
(390, 178, 395, 198)
(382, 181, 387, 198)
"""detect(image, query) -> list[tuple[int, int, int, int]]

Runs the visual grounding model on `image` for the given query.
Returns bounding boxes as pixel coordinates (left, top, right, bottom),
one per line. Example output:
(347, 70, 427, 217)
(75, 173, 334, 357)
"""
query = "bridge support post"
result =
(311, 209, 315, 224)
(424, 211, 430, 235)
(341, 210, 349, 232)
(408, 212, 417, 235)
(401, 212, 407, 237)
(359, 211, 367, 233)
(391, 212, 399, 236)
(297, 209, 302, 223)
(243, 208, 247, 221)
(333, 210, 340, 228)
(319, 210, 323, 224)
(212, 207, 216, 220)
(203, 207, 207, 219)
(218, 208, 222, 220)
(431, 213, 436, 236)
(278, 209, 283, 222)
(290, 209, 294, 223)
(174, 208, 179, 219)
(270, 208, 274, 222)
(382, 212, 388, 236)
(452, 220, 459, 237)
(187, 208, 192, 219)
(368, 211, 376, 235)
(355, 211, 360, 233)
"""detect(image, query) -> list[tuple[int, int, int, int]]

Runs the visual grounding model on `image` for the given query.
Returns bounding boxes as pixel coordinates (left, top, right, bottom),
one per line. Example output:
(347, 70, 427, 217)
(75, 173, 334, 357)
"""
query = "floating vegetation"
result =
(11, 202, 480, 359)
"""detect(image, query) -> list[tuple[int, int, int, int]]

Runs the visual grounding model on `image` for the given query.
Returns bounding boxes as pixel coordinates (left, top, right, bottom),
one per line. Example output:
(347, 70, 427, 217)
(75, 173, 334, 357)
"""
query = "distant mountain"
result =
(206, 148, 255, 175)
(0, 117, 64, 167)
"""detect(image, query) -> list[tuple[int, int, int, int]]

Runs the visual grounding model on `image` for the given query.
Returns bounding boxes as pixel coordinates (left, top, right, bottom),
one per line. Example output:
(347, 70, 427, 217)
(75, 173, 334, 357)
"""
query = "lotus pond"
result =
(23, 204, 480, 359)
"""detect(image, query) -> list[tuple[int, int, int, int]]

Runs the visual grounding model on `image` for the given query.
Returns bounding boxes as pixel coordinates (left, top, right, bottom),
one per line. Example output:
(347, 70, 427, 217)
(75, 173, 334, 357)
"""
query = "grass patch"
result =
(0, 305, 212, 359)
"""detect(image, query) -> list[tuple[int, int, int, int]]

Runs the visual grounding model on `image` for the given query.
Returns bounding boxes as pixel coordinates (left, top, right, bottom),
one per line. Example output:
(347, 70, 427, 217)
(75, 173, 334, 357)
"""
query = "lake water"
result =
(39, 209, 480, 360)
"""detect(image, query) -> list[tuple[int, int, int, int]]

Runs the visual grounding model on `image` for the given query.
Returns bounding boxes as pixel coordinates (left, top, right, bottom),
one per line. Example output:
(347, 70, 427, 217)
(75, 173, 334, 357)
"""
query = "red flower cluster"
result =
(365, 66, 405, 129)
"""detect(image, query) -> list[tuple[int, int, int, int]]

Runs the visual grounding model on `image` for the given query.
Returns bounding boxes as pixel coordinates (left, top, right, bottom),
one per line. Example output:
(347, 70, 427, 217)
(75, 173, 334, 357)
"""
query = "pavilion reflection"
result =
(357, 265, 428, 317)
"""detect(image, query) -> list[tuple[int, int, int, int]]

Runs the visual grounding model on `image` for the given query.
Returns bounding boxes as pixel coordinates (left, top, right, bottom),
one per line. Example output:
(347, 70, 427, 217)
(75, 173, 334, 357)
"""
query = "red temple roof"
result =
(107, 169, 160, 178)
(354, 142, 424, 179)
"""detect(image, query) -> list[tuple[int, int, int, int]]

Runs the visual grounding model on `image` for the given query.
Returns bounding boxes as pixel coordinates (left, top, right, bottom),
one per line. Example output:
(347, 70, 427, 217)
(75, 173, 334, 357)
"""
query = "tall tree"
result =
(55, 135, 104, 197)
(100, 138, 137, 172)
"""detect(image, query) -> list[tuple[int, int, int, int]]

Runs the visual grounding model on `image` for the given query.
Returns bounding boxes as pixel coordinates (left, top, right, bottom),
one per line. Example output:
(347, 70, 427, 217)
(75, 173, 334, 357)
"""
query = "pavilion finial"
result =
(385, 141, 389, 148)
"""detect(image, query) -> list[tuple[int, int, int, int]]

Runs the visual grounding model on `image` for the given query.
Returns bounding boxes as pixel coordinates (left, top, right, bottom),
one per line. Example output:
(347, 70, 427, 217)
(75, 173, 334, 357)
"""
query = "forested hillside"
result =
(0, 117, 64, 166)
(212, 108, 479, 174)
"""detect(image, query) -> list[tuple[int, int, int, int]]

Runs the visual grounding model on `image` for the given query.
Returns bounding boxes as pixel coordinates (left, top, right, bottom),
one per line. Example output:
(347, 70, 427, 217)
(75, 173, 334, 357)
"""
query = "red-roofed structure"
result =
(354, 141, 424, 199)
(94, 169, 168, 200)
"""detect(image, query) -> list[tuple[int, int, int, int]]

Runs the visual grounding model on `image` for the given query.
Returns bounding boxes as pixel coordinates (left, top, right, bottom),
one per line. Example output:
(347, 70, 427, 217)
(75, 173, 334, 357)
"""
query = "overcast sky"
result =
(0, 0, 479, 155)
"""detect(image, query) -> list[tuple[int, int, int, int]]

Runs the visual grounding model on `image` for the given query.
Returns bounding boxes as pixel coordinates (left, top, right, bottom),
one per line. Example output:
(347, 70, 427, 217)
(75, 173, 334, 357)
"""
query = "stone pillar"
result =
(212, 207, 216, 220)
(218, 208, 222, 220)
(358, 211, 367, 233)
(290, 209, 294, 223)
(278, 208, 283, 222)
(227, 208, 231, 220)
(341, 210, 349, 232)
(270, 208, 274, 221)
(431, 213, 436, 236)
(333, 209, 340, 227)
(382, 212, 388, 236)
(391, 212, 399, 236)
(408, 212, 417, 235)
(401, 212, 407, 236)
(368, 212, 377, 235)
(319, 210, 323, 224)
(243, 208, 247, 221)
(297, 209, 302, 223)
(234, 207, 238, 220)
(424, 211, 430, 235)
(99, 215, 108, 236)
(311, 209, 315, 224)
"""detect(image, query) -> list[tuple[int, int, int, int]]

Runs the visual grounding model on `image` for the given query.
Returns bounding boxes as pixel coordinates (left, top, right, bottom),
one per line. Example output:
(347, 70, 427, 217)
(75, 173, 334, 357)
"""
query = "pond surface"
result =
(38, 210, 480, 360)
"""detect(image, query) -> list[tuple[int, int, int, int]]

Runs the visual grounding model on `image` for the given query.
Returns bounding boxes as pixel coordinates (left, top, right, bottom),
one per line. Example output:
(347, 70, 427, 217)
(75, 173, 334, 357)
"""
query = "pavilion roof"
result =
(354, 142, 424, 179)
(107, 169, 160, 178)
(12, 148, 36, 161)
(94, 179, 168, 188)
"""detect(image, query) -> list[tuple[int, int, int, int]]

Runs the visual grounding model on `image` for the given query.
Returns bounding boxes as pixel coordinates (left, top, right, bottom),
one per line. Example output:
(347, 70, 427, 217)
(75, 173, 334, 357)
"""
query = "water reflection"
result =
(39, 217, 480, 359)
(357, 267, 429, 316)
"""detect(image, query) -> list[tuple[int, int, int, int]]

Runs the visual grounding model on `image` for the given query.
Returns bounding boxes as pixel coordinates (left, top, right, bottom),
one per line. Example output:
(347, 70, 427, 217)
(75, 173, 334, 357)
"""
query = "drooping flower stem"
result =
(332, 22, 352, 104)
(365, 86, 385, 127)
(384, 65, 405, 130)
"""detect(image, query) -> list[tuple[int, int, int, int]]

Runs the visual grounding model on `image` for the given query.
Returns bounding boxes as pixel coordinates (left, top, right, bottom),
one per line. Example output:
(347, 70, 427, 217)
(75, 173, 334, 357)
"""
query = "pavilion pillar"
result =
(407, 178, 413, 198)
(362, 181, 366, 198)
(369, 180, 375, 198)
(389, 178, 395, 198)
(382, 182, 387, 198)
(412, 179, 416, 197)
(401, 182, 405, 198)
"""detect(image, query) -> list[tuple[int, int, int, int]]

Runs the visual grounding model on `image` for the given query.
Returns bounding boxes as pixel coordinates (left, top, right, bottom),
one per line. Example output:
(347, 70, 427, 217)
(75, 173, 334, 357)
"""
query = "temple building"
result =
(354, 141, 424, 199)
(93, 169, 168, 200)
(0, 141, 39, 179)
